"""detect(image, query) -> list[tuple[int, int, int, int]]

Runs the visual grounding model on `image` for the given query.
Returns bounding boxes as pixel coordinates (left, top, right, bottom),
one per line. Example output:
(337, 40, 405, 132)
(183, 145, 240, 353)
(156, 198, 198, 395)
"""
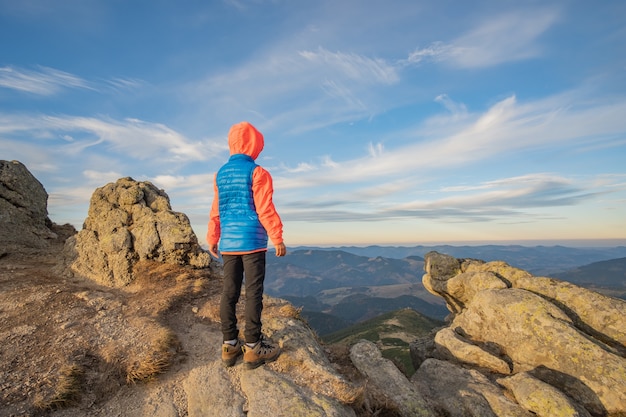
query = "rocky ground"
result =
(0, 225, 209, 416)
(0, 229, 377, 417)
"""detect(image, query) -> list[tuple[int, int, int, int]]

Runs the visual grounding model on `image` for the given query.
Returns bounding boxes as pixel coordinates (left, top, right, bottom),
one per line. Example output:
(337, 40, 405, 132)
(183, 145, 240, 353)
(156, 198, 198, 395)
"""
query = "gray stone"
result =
(434, 327, 510, 374)
(65, 177, 212, 286)
(413, 359, 532, 417)
(498, 372, 592, 417)
(421, 252, 626, 417)
(350, 340, 434, 417)
(240, 365, 356, 417)
(0, 160, 56, 248)
(183, 362, 246, 417)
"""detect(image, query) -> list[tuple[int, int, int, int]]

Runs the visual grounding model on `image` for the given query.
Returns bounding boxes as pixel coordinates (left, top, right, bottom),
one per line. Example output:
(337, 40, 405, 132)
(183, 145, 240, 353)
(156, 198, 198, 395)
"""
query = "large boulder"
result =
(66, 177, 212, 287)
(350, 340, 434, 417)
(413, 359, 532, 417)
(418, 251, 626, 417)
(0, 160, 57, 249)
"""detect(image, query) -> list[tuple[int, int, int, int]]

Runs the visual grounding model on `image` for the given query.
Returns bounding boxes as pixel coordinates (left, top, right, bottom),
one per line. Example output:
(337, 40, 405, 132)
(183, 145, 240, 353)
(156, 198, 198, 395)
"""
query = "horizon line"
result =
(283, 239, 626, 248)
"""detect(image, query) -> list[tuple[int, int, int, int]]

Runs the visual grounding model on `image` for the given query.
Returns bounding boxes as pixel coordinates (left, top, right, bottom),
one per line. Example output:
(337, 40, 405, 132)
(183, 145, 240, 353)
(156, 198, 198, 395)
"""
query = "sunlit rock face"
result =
(419, 251, 626, 417)
(65, 177, 212, 287)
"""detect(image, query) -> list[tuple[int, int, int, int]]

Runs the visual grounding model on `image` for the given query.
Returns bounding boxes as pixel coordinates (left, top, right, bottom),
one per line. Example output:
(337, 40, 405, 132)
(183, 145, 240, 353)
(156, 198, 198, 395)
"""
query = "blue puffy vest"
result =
(216, 154, 268, 253)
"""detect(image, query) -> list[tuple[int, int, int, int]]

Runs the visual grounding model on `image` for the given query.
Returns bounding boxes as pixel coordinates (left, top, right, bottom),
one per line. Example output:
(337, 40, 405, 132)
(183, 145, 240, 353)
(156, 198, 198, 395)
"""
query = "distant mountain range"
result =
(553, 257, 626, 288)
(266, 245, 626, 336)
(287, 244, 626, 276)
(265, 249, 426, 296)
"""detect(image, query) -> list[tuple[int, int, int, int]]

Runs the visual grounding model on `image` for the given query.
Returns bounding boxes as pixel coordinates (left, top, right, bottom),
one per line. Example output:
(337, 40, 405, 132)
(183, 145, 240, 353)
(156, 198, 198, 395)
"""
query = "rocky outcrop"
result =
(65, 177, 212, 287)
(350, 340, 434, 416)
(0, 160, 57, 249)
(418, 251, 626, 417)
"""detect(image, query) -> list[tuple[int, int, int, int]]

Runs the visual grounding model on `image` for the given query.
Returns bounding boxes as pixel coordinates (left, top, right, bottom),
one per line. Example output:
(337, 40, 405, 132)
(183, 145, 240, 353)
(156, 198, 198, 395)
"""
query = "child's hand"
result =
(209, 244, 219, 259)
(274, 242, 286, 257)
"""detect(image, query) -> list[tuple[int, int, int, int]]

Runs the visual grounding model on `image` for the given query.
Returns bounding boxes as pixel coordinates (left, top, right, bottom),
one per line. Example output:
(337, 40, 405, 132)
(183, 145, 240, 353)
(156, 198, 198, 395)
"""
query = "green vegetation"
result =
(322, 308, 443, 377)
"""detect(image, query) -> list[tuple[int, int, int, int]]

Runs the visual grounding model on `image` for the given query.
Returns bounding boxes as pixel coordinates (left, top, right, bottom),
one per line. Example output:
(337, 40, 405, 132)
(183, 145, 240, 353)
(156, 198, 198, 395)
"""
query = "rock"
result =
(240, 366, 355, 417)
(350, 340, 434, 417)
(433, 327, 510, 374)
(498, 372, 592, 417)
(462, 260, 626, 353)
(452, 289, 626, 415)
(65, 177, 212, 286)
(421, 251, 626, 417)
(409, 329, 442, 369)
(413, 359, 532, 417)
(0, 160, 56, 248)
(263, 312, 359, 405)
(512, 276, 626, 354)
(183, 362, 246, 417)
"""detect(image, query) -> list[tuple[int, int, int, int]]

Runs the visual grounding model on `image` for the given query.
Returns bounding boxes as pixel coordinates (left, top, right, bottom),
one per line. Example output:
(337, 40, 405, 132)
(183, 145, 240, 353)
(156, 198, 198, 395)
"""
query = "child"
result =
(207, 121, 286, 369)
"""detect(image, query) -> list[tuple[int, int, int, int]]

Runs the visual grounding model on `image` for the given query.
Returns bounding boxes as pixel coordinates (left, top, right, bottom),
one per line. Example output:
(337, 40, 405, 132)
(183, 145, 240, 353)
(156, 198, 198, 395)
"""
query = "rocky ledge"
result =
(414, 251, 626, 417)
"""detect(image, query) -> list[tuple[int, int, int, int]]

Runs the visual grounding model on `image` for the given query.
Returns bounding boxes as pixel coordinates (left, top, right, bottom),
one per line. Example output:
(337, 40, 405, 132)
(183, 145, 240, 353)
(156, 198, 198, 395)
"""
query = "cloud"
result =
(0, 113, 228, 162)
(0, 65, 94, 95)
(83, 169, 124, 183)
(151, 173, 214, 193)
(184, 46, 402, 135)
(104, 77, 145, 92)
(406, 41, 453, 65)
(435, 94, 468, 117)
(276, 91, 626, 191)
(280, 173, 617, 224)
(299, 47, 399, 85)
(407, 8, 559, 68)
(0, 65, 148, 97)
(428, 174, 602, 210)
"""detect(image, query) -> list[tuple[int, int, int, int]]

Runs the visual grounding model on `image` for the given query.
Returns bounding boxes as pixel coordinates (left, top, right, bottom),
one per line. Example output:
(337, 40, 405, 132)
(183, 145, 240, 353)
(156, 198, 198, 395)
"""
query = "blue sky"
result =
(1, 0, 625, 247)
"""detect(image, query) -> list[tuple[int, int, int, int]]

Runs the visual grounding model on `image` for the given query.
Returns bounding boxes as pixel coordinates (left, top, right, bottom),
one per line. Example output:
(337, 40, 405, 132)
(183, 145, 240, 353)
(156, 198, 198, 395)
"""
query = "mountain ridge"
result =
(288, 244, 626, 276)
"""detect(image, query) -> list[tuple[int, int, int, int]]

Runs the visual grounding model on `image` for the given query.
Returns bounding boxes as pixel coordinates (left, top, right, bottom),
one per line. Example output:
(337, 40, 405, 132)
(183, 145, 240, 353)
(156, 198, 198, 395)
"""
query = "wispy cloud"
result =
(280, 173, 617, 223)
(435, 94, 468, 118)
(103, 77, 145, 92)
(407, 9, 559, 68)
(299, 47, 399, 85)
(185, 46, 401, 134)
(425, 174, 602, 210)
(276, 91, 626, 190)
(0, 113, 229, 162)
(0, 65, 146, 96)
(0, 65, 94, 95)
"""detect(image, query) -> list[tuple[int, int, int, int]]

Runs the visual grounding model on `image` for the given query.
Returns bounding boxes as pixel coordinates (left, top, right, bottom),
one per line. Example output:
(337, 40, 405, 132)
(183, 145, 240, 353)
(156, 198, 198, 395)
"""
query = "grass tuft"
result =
(34, 364, 83, 410)
(126, 329, 178, 384)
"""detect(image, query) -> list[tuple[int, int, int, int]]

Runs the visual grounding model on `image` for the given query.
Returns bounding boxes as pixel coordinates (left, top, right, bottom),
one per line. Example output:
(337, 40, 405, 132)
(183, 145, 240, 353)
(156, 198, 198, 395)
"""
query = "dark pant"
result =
(220, 251, 266, 344)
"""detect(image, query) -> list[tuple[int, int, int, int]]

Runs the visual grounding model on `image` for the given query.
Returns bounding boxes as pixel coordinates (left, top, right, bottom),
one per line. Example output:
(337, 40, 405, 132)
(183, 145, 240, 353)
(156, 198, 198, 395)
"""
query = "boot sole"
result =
(222, 356, 239, 367)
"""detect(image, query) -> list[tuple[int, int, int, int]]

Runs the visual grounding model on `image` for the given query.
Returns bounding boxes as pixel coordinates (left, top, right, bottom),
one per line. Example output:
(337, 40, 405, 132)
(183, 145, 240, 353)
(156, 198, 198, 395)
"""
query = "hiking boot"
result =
(222, 340, 243, 367)
(242, 336, 281, 369)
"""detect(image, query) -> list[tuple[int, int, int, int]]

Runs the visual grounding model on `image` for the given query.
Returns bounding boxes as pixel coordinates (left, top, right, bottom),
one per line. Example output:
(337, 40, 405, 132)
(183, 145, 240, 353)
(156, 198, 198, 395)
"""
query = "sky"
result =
(1, 0, 626, 247)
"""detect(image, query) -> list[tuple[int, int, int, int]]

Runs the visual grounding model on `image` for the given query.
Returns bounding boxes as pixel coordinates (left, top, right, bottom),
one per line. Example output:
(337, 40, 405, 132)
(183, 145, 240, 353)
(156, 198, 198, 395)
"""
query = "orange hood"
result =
(228, 121, 264, 160)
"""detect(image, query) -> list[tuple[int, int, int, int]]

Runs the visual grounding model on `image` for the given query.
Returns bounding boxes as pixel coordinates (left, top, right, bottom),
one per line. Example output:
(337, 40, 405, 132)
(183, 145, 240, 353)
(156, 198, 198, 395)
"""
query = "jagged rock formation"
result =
(416, 251, 626, 417)
(65, 177, 212, 287)
(0, 160, 57, 249)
